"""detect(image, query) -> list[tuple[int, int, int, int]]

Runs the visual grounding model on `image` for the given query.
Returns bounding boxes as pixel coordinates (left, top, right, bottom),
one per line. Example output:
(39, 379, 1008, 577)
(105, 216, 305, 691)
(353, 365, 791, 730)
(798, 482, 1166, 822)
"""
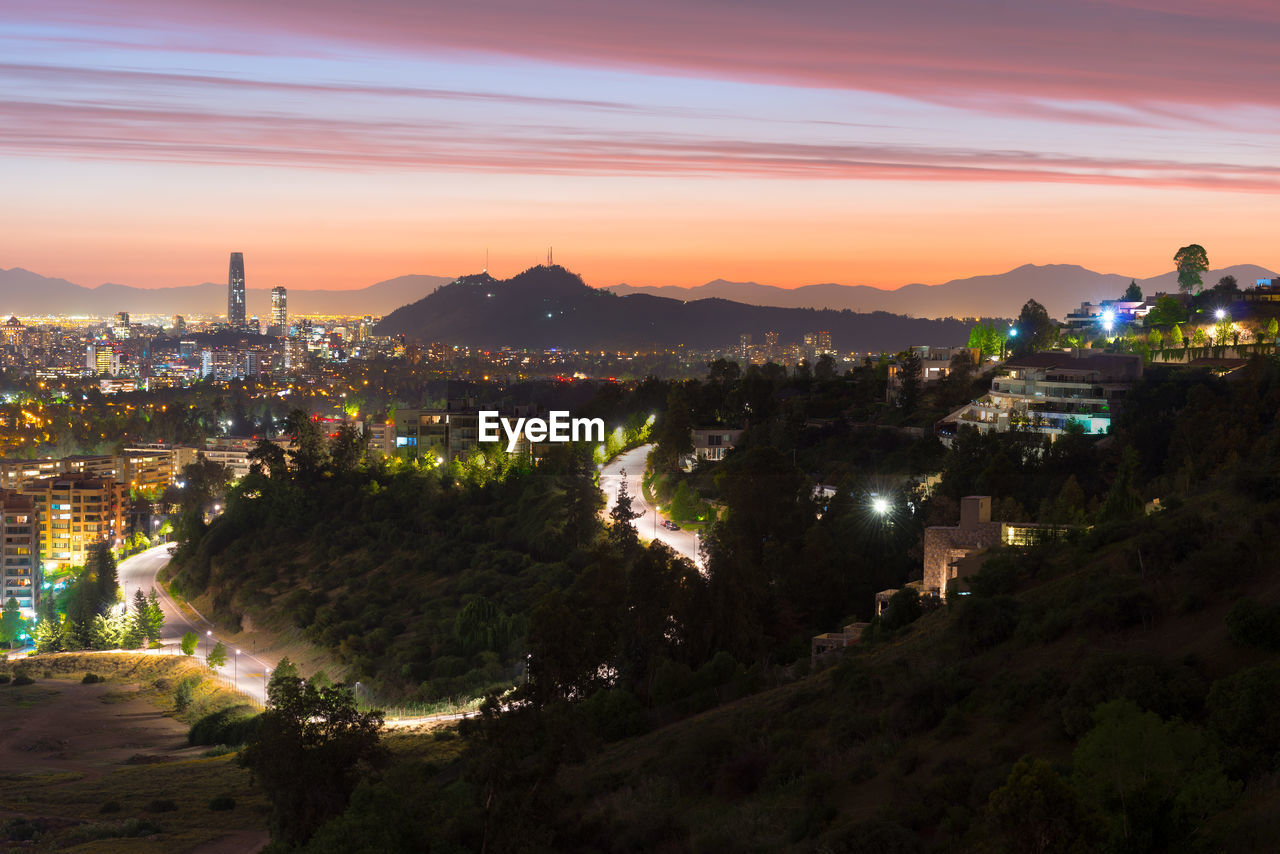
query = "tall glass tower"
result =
(228, 252, 247, 328)
(271, 286, 287, 332)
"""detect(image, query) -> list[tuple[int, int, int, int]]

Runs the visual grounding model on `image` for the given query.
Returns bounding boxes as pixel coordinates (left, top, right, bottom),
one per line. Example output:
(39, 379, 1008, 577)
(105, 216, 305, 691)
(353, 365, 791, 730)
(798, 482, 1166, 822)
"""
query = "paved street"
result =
(118, 544, 272, 706)
(599, 444, 704, 569)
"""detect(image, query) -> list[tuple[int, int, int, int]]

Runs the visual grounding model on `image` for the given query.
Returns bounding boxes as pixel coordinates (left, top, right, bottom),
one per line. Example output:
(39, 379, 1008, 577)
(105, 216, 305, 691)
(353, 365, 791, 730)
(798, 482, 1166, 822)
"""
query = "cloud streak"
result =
(3, 98, 1279, 192)
(11, 0, 1280, 113)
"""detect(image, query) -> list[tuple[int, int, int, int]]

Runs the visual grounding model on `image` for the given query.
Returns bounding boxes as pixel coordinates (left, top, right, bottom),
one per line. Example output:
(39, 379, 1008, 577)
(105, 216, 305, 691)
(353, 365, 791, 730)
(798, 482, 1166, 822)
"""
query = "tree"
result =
(285, 409, 328, 478)
(1098, 448, 1143, 524)
(1147, 329, 1164, 351)
(91, 542, 118, 613)
(986, 758, 1101, 854)
(145, 589, 165, 641)
(1145, 295, 1186, 328)
(181, 631, 198, 656)
(1215, 274, 1238, 295)
(1012, 299, 1058, 355)
(32, 615, 62, 653)
(1168, 324, 1184, 348)
(1191, 327, 1207, 348)
(967, 322, 1003, 359)
(238, 676, 387, 847)
(1267, 317, 1278, 343)
(897, 350, 922, 413)
(0, 596, 23, 647)
(208, 640, 228, 669)
(329, 423, 364, 474)
(1174, 244, 1209, 294)
(1121, 280, 1142, 301)
(608, 481, 643, 549)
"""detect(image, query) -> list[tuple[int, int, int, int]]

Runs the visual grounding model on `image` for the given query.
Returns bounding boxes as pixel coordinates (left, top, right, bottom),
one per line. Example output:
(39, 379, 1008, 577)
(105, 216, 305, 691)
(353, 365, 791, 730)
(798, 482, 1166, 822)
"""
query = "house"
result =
(922, 496, 1004, 599)
(810, 622, 870, 667)
(687, 427, 744, 466)
(937, 350, 1141, 444)
(886, 346, 979, 402)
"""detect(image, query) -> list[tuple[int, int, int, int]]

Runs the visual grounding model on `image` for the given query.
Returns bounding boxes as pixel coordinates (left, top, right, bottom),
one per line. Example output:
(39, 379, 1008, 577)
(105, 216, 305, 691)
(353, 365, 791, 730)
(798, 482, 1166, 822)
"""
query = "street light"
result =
(205, 629, 212, 661)
(871, 496, 890, 515)
(1215, 308, 1227, 320)
(234, 649, 240, 690)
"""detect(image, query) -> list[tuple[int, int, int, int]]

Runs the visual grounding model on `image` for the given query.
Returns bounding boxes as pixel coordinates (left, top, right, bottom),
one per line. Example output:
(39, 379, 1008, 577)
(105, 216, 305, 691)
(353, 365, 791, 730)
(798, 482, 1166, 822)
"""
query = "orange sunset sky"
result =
(3, 1, 1279, 294)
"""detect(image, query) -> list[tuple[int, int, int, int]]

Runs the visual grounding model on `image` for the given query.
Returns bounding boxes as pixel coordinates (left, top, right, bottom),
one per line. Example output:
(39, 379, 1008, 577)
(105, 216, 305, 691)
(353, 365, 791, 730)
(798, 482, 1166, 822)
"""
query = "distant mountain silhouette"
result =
(0, 268, 452, 317)
(375, 265, 980, 352)
(605, 263, 1278, 319)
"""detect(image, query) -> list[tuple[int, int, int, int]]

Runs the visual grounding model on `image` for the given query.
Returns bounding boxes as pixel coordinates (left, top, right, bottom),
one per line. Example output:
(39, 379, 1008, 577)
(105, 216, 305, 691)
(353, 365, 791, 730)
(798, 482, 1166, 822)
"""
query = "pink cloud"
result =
(3, 97, 1279, 192)
(12, 0, 1280, 111)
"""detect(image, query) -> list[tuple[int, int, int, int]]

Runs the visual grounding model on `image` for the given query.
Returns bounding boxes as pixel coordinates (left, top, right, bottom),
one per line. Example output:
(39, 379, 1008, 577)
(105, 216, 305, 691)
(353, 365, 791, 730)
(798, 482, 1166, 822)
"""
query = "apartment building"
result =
(939, 351, 1142, 443)
(21, 474, 126, 570)
(0, 490, 40, 619)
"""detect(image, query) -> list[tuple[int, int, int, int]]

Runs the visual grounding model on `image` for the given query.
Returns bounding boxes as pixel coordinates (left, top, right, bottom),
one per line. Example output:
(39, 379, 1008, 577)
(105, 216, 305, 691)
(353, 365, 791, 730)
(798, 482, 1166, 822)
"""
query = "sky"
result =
(2, 0, 1279, 292)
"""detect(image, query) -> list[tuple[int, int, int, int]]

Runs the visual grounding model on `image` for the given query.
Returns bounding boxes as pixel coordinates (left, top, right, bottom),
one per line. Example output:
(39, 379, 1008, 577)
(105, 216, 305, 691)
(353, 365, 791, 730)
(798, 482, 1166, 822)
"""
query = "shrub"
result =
(81, 672, 105, 684)
(12, 666, 34, 686)
(208, 795, 237, 811)
(1225, 598, 1280, 651)
(0, 673, 10, 684)
(188, 705, 260, 746)
(144, 799, 177, 813)
(951, 596, 1020, 652)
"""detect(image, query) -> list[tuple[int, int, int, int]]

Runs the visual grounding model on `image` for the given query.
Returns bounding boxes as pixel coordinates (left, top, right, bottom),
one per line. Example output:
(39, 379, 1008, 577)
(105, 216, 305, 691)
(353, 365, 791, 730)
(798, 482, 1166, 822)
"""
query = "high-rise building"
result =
(271, 286, 287, 332)
(172, 315, 185, 335)
(113, 311, 131, 339)
(228, 252, 247, 328)
(738, 333, 753, 362)
(0, 490, 40, 619)
(22, 474, 126, 570)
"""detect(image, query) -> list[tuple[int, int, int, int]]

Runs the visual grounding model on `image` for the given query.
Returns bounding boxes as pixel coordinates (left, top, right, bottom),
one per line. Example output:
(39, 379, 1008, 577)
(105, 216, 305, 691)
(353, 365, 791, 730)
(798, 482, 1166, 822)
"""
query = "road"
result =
(118, 544, 272, 707)
(599, 444, 704, 568)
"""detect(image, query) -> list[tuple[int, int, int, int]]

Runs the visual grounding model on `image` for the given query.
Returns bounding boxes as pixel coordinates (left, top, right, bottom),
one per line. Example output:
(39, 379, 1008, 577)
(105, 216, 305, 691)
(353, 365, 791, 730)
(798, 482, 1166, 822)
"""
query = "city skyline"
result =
(3, 2, 1279, 297)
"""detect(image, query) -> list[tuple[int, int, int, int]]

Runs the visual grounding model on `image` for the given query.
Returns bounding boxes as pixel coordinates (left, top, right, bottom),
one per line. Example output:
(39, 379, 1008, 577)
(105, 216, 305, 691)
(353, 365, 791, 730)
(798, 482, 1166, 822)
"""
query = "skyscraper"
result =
(228, 252, 246, 328)
(271, 286, 287, 332)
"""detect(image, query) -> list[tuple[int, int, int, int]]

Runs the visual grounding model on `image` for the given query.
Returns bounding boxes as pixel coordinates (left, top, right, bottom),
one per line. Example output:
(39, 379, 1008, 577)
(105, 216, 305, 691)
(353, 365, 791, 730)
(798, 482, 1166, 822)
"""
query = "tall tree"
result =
(91, 542, 118, 613)
(1121, 280, 1143, 301)
(238, 677, 387, 847)
(1174, 244, 1209, 294)
(897, 350, 922, 413)
(1012, 299, 1058, 356)
(0, 596, 23, 647)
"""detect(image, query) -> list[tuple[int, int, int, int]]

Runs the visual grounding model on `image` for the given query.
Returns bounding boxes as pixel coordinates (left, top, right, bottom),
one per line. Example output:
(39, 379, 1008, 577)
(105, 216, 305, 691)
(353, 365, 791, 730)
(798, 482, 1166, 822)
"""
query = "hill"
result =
(606, 263, 1277, 320)
(375, 265, 979, 352)
(0, 268, 451, 317)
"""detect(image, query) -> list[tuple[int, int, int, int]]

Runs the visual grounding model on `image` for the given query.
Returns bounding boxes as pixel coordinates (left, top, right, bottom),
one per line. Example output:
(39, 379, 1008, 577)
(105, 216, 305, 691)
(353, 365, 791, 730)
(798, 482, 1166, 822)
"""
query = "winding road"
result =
(599, 444, 704, 568)
(118, 544, 272, 707)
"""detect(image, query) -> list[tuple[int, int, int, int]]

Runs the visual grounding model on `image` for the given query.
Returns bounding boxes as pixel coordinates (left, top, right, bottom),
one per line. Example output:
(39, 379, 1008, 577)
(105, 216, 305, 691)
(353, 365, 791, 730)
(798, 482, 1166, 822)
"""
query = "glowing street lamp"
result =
(1215, 308, 1227, 320)
(1101, 309, 1116, 334)
(871, 496, 890, 516)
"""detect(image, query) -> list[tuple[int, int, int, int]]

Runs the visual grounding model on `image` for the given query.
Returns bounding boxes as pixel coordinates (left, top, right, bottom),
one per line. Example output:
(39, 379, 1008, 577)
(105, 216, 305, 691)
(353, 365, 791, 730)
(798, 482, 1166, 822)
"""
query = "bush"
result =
(174, 674, 199, 713)
(1225, 598, 1280, 651)
(951, 596, 1020, 652)
(0, 673, 10, 684)
(144, 799, 177, 813)
(12, 667, 34, 686)
(188, 705, 260, 746)
(208, 795, 237, 811)
(81, 672, 105, 684)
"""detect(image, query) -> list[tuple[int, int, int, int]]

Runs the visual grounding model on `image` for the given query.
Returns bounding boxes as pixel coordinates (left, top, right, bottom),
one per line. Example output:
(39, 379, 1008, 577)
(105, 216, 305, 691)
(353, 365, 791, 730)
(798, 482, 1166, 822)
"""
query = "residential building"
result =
(0, 316, 26, 350)
(939, 350, 1142, 443)
(687, 427, 744, 466)
(0, 490, 40, 619)
(886, 345, 979, 402)
(393, 400, 483, 462)
(228, 252, 247, 328)
(22, 474, 126, 570)
(921, 496, 1003, 599)
(203, 436, 292, 480)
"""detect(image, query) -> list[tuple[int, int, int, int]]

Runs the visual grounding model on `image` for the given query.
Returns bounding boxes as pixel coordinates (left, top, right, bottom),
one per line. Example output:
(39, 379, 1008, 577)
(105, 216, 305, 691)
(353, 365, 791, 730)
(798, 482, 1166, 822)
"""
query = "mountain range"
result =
(375, 265, 979, 352)
(605, 263, 1277, 320)
(0, 268, 452, 318)
(1, 262, 1274, 323)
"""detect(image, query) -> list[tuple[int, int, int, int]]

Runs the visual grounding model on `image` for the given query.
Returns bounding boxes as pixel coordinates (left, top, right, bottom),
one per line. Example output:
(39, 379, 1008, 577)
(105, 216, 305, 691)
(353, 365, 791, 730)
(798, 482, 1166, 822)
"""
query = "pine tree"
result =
(0, 596, 23, 647)
(144, 588, 165, 642)
(33, 615, 63, 653)
(93, 543, 119, 612)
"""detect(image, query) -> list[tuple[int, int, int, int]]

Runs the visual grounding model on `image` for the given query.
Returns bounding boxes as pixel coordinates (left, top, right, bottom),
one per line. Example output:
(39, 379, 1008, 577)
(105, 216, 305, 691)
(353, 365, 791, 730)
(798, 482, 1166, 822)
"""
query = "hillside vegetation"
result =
(274, 356, 1280, 852)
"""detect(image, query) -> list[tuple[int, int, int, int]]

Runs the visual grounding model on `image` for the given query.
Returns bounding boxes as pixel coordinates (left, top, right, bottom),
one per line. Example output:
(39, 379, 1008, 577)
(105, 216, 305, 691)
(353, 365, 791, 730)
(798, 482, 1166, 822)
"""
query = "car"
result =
(661, 519, 680, 531)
